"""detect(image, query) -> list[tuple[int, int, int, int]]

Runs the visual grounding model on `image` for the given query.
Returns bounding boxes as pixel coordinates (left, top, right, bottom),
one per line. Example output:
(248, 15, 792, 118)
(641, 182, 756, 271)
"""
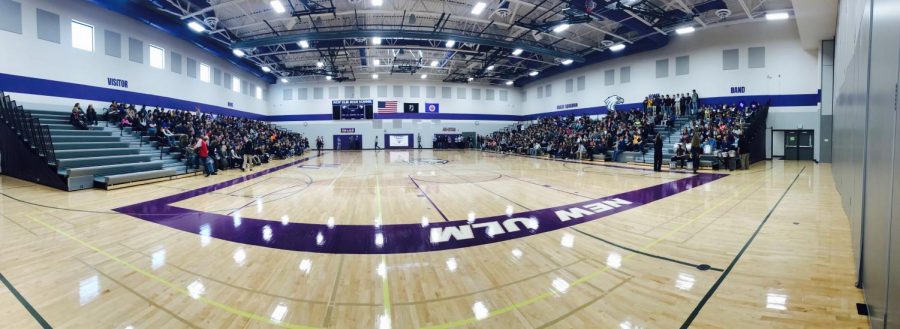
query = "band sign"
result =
(730, 86, 746, 94)
(556, 103, 578, 110)
(107, 78, 128, 88)
(442, 127, 457, 132)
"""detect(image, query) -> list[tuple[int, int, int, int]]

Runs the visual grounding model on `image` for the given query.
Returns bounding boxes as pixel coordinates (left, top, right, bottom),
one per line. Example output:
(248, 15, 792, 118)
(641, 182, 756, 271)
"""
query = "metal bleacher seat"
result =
(18, 107, 197, 190)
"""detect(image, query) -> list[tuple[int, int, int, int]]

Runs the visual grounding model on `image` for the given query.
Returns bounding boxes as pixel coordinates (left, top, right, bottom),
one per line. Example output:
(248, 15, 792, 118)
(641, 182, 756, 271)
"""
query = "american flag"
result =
(377, 101, 398, 114)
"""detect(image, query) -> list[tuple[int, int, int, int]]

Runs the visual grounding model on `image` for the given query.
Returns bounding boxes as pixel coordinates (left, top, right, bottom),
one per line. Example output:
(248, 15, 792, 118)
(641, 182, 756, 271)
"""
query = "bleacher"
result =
(1, 92, 199, 191)
(485, 101, 769, 170)
(25, 108, 199, 190)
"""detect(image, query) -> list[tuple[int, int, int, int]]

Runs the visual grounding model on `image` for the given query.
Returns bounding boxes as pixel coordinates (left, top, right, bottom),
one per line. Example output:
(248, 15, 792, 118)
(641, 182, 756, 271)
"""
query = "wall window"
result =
(199, 63, 211, 82)
(71, 20, 93, 52)
(231, 76, 241, 93)
(577, 76, 586, 90)
(604, 69, 615, 86)
(565, 79, 574, 93)
(283, 89, 293, 101)
(655, 59, 669, 78)
(255, 86, 263, 99)
(149, 45, 165, 69)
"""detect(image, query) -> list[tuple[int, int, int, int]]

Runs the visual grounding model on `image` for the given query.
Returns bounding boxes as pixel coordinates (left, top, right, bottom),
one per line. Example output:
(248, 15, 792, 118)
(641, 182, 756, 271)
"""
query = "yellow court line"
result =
(23, 213, 319, 329)
(420, 174, 772, 329)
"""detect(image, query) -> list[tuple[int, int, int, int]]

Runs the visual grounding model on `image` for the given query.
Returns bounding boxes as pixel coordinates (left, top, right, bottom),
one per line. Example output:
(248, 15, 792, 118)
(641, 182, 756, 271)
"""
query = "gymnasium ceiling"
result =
(89, 0, 794, 85)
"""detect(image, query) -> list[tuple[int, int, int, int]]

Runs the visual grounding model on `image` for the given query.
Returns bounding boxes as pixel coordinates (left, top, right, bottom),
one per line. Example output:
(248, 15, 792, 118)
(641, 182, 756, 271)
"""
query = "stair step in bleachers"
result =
(55, 148, 140, 159)
(51, 135, 122, 143)
(49, 129, 114, 136)
(56, 154, 154, 169)
(94, 169, 179, 186)
(53, 142, 131, 150)
(63, 161, 165, 178)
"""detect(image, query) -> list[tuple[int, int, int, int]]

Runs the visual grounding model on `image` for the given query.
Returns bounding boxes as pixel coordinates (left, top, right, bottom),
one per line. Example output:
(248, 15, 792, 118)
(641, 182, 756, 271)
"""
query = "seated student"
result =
(70, 104, 88, 130)
(671, 143, 687, 168)
(85, 105, 98, 125)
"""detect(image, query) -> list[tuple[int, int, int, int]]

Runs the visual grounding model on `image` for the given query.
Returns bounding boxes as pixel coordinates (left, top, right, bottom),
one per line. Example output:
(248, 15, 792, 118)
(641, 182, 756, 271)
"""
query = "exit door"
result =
(784, 130, 814, 160)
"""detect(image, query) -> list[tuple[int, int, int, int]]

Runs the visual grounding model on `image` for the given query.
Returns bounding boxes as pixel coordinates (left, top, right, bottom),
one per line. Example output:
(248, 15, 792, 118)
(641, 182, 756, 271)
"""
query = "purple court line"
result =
(407, 175, 450, 222)
(113, 151, 727, 254)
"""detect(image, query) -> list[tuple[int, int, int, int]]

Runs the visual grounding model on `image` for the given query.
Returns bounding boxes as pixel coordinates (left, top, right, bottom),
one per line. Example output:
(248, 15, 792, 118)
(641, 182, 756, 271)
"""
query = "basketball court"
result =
(0, 151, 866, 328)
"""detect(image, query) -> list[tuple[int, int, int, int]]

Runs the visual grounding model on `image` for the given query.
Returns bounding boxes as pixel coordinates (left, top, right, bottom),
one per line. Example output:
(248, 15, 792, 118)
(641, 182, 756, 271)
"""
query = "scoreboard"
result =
(332, 100, 374, 120)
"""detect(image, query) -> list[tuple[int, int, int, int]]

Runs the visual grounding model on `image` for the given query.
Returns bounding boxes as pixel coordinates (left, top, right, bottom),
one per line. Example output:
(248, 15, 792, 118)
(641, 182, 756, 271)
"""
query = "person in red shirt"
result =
(194, 136, 216, 177)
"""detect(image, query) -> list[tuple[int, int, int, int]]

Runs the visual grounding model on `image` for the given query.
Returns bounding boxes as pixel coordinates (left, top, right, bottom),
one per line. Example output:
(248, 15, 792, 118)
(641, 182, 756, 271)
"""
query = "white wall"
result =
(521, 20, 819, 114)
(0, 0, 267, 114)
(268, 78, 522, 116)
(267, 78, 522, 148)
(278, 120, 511, 149)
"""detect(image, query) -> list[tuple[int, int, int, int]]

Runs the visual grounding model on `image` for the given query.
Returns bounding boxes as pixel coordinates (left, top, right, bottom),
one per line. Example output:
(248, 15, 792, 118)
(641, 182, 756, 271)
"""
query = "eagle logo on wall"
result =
(604, 95, 625, 111)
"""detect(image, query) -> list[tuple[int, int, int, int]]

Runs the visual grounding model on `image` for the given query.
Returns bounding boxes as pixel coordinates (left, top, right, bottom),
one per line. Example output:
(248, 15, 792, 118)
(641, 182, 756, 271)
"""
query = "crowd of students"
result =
(480, 90, 760, 171)
(480, 108, 662, 161)
(73, 101, 309, 177)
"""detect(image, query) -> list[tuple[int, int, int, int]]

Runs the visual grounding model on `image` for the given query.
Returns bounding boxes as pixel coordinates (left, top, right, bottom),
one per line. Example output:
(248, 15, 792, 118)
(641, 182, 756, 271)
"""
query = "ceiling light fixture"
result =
(280, 78, 288, 83)
(325, 76, 332, 81)
(552, 24, 570, 33)
(372, 0, 383, 6)
(372, 37, 382, 45)
(270, 1, 286, 14)
(187, 21, 206, 33)
(511, 48, 523, 56)
(446, 40, 456, 47)
(529, 71, 539, 76)
(675, 26, 695, 34)
(372, 73, 379, 79)
(261, 66, 271, 73)
(609, 44, 626, 51)
(316, 61, 324, 68)
(765, 12, 790, 20)
(486, 65, 494, 71)
(561, 59, 573, 65)
(298, 40, 309, 48)
(431, 60, 439, 67)
(505, 81, 513, 86)
(467, 77, 474, 82)
(373, 59, 380, 66)
(471, 2, 487, 15)
(232, 49, 245, 57)
(421, 74, 428, 79)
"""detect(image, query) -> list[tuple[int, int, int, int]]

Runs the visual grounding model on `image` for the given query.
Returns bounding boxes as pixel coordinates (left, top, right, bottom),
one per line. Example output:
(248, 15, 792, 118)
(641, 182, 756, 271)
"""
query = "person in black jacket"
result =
(242, 137, 254, 172)
(653, 134, 663, 172)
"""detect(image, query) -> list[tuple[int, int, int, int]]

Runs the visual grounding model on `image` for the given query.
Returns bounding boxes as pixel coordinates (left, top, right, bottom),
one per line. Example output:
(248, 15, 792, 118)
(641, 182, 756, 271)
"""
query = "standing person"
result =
(691, 89, 699, 115)
(653, 134, 663, 172)
(242, 137, 255, 172)
(374, 135, 381, 151)
(195, 136, 215, 177)
(690, 132, 701, 174)
(316, 136, 324, 155)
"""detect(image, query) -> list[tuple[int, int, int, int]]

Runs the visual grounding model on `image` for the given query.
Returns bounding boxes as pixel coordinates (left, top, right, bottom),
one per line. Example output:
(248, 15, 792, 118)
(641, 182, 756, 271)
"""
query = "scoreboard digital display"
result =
(332, 100, 374, 120)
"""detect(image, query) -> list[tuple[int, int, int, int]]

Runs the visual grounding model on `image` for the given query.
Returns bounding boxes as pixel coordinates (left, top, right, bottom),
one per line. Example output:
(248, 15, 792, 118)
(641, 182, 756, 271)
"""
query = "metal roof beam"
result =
(232, 29, 585, 62)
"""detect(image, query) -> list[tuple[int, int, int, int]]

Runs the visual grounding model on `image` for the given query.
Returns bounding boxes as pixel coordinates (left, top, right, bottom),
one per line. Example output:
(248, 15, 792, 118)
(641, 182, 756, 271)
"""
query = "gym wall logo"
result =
(113, 155, 728, 254)
(605, 95, 625, 111)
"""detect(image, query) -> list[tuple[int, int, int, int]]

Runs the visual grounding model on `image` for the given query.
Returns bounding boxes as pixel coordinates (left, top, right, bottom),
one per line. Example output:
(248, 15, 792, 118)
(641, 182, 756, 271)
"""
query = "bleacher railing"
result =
(0, 92, 58, 166)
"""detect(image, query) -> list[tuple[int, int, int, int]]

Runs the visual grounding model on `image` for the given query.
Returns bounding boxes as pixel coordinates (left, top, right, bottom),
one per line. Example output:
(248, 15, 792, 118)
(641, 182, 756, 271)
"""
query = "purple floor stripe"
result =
(113, 151, 727, 254)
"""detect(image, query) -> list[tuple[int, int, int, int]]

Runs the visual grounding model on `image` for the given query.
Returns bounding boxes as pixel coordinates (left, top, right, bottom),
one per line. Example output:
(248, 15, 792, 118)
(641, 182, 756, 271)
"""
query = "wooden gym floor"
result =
(0, 150, 867, 328)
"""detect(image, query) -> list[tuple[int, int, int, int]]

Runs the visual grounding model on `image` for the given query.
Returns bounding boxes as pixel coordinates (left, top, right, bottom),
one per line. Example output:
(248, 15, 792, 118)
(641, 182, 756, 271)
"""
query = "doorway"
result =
(783, 130, 814, 160)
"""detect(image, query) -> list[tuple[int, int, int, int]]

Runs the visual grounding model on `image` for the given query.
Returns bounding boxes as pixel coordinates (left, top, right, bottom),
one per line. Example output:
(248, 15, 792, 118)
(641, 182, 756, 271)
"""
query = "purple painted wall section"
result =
(113, 153, 727, 254)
